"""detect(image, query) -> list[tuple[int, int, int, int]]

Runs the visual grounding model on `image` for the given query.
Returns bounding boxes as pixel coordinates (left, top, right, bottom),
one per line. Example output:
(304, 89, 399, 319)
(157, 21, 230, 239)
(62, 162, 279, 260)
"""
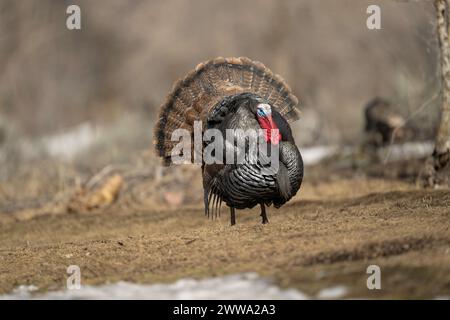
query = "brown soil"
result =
(1, 173, 449, 299)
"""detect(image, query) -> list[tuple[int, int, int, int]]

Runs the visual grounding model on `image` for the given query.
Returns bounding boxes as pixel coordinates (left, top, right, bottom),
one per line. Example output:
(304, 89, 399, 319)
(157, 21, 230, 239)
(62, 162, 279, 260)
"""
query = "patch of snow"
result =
(6, 285, 39, 299)
(317, 286, 348, 299)
(301, 145, 338, 166)
(378, 141, 434, 162)
(1, 273, 310, 300)
(42, 122, 99, 159)
(301, 141, 434, 166)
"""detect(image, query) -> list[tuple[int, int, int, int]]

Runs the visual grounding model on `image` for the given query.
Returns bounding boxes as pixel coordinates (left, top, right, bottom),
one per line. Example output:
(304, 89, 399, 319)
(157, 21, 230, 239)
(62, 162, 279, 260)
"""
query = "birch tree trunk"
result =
(425, 0, 450, 186)
(434, 0, 450, 167)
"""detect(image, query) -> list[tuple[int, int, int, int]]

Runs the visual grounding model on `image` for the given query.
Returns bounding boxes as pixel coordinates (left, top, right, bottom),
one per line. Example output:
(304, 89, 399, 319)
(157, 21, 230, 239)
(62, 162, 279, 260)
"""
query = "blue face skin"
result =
(257, 109, 266, 117)
(256, 104, 272, 118)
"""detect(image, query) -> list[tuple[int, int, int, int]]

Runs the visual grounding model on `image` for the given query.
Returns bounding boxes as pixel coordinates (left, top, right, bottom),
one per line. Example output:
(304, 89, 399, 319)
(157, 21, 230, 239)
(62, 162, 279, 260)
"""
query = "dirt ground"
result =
(1, 167, 449, 299)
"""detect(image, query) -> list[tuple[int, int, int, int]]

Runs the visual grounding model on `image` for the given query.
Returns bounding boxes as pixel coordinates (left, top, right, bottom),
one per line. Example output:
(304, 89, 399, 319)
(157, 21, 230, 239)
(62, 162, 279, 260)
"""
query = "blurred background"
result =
(0, 0, 441, 220)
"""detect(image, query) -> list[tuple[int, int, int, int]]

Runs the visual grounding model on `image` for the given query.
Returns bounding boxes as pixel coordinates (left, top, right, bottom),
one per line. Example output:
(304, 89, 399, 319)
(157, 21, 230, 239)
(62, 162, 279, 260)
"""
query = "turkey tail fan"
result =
(154, 57, 300, 165)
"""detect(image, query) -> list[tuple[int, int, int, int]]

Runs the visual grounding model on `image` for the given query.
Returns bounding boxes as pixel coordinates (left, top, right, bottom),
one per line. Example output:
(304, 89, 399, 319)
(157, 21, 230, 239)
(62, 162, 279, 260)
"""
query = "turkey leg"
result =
(230, 207, 236, 226)
(260, 203, 269, 224)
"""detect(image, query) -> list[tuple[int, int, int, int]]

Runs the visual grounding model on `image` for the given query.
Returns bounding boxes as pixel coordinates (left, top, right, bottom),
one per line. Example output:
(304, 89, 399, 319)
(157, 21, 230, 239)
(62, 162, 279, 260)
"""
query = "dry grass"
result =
(0, 175, 449, 299)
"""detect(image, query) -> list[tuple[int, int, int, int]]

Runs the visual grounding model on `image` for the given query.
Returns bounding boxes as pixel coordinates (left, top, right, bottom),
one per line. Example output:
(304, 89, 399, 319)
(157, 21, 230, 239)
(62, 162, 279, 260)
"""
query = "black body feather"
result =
(203, 93, 303, 223)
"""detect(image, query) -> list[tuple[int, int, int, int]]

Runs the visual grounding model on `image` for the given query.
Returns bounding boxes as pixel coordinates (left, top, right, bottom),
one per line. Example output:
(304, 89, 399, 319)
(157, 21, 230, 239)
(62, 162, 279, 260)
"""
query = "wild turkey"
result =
(154, 57, 303, 225)
(364, 97, 407, 147)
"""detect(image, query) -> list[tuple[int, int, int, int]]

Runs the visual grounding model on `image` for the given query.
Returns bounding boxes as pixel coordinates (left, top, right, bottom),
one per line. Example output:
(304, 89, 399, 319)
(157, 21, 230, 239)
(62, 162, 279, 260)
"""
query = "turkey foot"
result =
(230, 207, 236, 226)
(260, 203, 269, 224)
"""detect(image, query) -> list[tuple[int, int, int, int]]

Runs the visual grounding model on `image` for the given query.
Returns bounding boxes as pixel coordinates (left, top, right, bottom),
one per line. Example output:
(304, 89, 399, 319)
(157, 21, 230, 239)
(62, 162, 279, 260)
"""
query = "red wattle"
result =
(257, 115, 282, 145)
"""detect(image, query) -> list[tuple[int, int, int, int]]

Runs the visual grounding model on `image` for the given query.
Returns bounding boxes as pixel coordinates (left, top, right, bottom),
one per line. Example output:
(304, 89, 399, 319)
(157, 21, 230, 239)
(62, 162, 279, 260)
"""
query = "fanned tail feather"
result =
(154, 57, 300, 166)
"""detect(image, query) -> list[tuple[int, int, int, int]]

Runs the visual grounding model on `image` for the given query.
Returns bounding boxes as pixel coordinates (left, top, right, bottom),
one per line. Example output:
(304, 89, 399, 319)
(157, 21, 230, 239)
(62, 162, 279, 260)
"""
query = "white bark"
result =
(434, 0, 450, 167)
